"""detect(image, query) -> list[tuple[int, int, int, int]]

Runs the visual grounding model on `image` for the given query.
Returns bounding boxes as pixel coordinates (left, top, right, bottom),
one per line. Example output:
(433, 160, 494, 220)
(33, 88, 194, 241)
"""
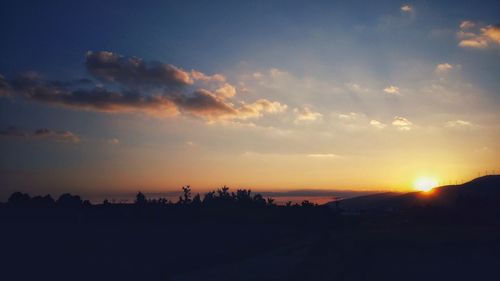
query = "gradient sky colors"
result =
(1, 0, 499, 199)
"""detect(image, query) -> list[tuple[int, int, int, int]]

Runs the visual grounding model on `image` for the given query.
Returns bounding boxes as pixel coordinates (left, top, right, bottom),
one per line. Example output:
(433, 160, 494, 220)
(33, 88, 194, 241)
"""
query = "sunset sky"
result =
(1, 0, 499, 199)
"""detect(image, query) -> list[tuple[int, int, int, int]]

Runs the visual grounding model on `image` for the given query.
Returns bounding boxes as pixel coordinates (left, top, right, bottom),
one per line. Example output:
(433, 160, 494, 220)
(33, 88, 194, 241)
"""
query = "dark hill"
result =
(330, 175, 500, 211)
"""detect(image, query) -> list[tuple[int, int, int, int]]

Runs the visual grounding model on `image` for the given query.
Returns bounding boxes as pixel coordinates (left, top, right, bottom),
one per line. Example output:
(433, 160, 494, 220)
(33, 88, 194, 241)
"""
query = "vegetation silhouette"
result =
(2, 176, 500, 281)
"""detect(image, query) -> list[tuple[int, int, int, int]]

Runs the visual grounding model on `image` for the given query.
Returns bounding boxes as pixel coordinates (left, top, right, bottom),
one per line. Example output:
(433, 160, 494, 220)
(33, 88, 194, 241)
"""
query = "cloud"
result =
(0, 126, 80, 143)
(174, 89, 287, 120)
(458, 23, 500, 49)
(237, 99, 288, 119)
(338, 112, 359, 121)
(445, 119, 473, 128)
(252, 72, 263, 80)
(269, 68, 288, 79)
(0, 74, 11, 97)
(401, 4, 413, 13)
(435, 63, 454, 75)
(294, 107, 322, 123)
(9, 74, 179, 117)
(345, 83, 368, 94)
(392, 116, 412, 131)
(370, 119, 386, 129)
(174, 89, 237, 118)
(460, 20, 475, 30)
(215, 83, 237, 99)
(85, 51, 193, 87)
(2, 51, 288, 122)
(190, 70, 226, 83)
(107, 138, 120, 145)
(383, 85, 400, 95)
(307, 153, 338, 158)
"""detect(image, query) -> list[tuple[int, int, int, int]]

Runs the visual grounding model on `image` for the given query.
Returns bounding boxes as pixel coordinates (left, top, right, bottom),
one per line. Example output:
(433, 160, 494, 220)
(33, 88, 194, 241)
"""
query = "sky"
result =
(1, 0, 499, 200)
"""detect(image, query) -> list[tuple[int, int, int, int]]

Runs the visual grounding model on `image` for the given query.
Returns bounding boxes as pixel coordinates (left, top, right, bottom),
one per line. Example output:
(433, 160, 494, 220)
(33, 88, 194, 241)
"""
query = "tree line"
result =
(4, 185, 319, 209)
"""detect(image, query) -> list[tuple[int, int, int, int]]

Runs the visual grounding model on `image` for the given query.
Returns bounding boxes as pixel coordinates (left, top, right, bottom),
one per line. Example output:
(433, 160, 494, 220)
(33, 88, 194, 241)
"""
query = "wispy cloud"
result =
(0, 126, 80, 143)
(435, 63, 454, 75)
(383, 85, 400, 95)
(459, 20, 475, 30)
(294, 107, 322, 123)
(107, 138, 120, 145)
(445, 119, 474, 128)
(307, 153, 338, 158)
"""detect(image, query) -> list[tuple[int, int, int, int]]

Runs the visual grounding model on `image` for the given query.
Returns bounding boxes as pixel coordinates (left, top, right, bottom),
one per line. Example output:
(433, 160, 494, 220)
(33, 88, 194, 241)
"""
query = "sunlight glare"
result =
(414, 177, 438, 192)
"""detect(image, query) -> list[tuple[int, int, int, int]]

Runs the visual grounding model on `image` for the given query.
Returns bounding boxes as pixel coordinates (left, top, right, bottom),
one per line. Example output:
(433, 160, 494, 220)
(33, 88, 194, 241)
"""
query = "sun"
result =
(414, 176, 438, 192)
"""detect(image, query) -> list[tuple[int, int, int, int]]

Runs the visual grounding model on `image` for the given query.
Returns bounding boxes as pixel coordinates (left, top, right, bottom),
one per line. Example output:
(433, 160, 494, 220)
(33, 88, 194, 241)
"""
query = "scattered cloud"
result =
(345, 83, 369, 93)
(370, 120, 386, 129)
(0, 126, 80, 143)
(392, 116, 412, 131)
(107, 138, 120, 145)
(383, 85, 400, 95)
(307, 153, 338, 158)
(237, 99, 288, 119)
(338, 112, 359, 121)
(435, 63, 454, 75)
(252, 72, 263, 80)
(294, 107, 322, 123)
(269, 68, 288, 79)
(459, 20, 475, 30)
(458, 23, 500, 49)
(401, 4, 413, 13)
(445, 119, 473, 128)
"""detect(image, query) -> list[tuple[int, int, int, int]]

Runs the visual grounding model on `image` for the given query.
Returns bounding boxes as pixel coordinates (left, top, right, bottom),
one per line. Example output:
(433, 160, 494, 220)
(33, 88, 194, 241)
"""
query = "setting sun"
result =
(414, 177, 439, 192)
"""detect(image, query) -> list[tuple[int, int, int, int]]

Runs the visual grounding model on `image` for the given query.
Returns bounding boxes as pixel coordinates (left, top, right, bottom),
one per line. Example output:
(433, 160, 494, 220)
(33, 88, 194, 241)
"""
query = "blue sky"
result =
(1, 0, 499, 199)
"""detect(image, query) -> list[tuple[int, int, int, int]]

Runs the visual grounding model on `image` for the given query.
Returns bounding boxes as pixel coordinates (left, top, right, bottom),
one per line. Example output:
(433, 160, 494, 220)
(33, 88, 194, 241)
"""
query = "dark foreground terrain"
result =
(2, 177, 500, 281)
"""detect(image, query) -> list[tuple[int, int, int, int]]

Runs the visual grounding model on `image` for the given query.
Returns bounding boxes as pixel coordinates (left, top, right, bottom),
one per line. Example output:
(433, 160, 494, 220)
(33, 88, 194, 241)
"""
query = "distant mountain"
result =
(329, 175, 500, 211)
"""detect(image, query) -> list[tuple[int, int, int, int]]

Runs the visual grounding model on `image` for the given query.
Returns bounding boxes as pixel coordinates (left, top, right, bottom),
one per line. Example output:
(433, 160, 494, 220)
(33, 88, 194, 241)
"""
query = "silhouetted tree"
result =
(8, 192, 31, 205)
(252, 194, 266, 206)
(235, 189, 253, 206)
(31, 195, 55, 207)
(202, 191, 216, 206)
(192, 193, 202, 207)
(157, 198, 168, 205)
(178, 185, 192, 204)
(135, 192, 147, 205)
(266, 198, 276, 206)
(82, 200, 92, 207)
(301, 200, 315, 208)
(56, 193, 83, 208)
